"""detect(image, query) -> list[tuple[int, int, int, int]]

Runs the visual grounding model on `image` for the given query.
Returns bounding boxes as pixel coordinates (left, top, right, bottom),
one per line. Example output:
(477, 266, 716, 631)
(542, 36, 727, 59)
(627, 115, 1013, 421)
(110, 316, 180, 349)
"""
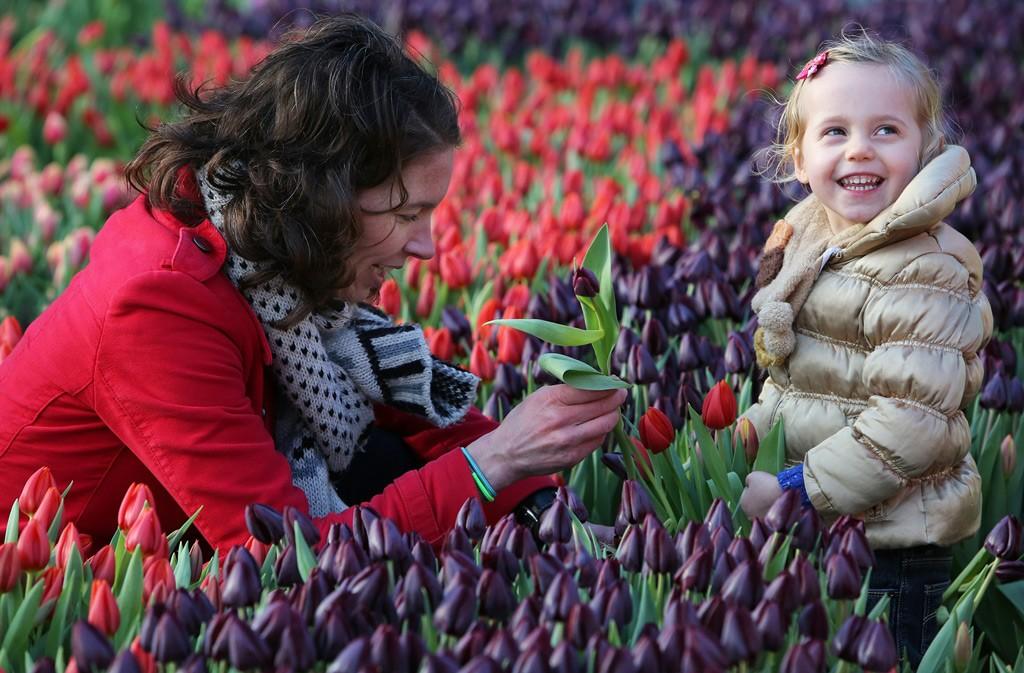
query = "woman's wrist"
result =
(464, 435, 515, 493)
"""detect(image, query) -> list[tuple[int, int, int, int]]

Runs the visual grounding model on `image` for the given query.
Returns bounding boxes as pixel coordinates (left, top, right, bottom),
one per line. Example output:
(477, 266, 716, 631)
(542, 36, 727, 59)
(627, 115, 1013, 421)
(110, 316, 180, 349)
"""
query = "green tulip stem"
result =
(943, 547, 989, 603)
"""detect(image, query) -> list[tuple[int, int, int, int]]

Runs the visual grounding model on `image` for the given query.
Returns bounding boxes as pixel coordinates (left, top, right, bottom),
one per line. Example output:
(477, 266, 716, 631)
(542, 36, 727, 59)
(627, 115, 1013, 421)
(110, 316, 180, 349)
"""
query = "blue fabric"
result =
(776, 465, 812, 508)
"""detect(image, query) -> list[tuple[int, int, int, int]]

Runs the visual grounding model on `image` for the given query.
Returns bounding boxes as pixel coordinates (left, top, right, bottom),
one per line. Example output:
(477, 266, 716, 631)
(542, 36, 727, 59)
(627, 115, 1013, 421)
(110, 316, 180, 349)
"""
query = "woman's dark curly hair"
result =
(124, 14, 460, 326)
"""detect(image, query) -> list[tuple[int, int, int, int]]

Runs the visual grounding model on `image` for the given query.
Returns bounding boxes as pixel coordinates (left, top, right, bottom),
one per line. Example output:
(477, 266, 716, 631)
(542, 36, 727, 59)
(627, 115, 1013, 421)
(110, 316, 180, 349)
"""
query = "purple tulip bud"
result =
(748, 517, 770, 551)
(685, 622, 729, 669)
(779, 639, 826, 673)
(710, 527, 732, 563)
(721, 560, 763, 609)
(107, 652, 143, 673)
(314, 606, 351, 660)
(283, 505, 321, 548)
(763, 571, 800, 615)
(643, 516, 678, 574)
(721, 604, 762, 664)
(980, 370, 1009, 410)
(704, 498, 735, 538)
(798, 601, 830, 641)
(480, 628, 516, 667)
(666, 301, 698, 334)
(726, 537, 756, 566)
(30, 658, 57, 673)
(542, 571, 580, 622)
(550, 639, 580, 673)
(327, 522, 353, 545)
(985, 515, 1023, 559)
(996, 559, 1024, 583)
(752, 600, 788, 651)
(441, 305, 472, 344)
(274, 544, 302, 587)
(518, 624, 552, 660)
(253, 600, 297, 648)
(444, 525, 475, 557)
(537, 499, 573, 545)
(476, 568, 515, 621)
(559, 601, 599, 648)
(223, 553, 262, 609)
(225, 616, 271, 670)
(349, 505, 379, 551)
(631, 633, 661, 673)
(602, 581, 634, 628)
(791, 506, 823, 553)
(72, 621, 115, 673)
(698, 594, 727, 636)
(789, 555, 821, 604)
(595, 646, 636, 673)
(601, 453, 628, 481)
(627, 344, 659, 385)
(662, 590, 699, 631)
(826, 552, 863, 600)
(723, 332, 753, 373)
(615, 525, 644, 573)
(275, 619, 317, 671)
(620, 480, 656, 525)
(676, 547, 712, 592)
(676, 521, 711, 563)
(856, 620, 898, 672)
(656, 625, 686, 664)
(494, 363, 527, 400)
(506, 524, 540, 559)
(832, 614, 869, 661)
(641, 316, 669, 357)
(434, 584, 476, 637)
(571, 266, 600, 298)
(677, 250, 714, 282)
(709, 552, 736, 594)
(411, 538, 438, 571)
(456, 498, 488, 540)
(327, 636, 369, 673)
(245, 503, 285, 545)
(367, 516, 410, 567)
(839, 528, 875, 571)
(764, 489, 801, 534)
(346, 564, 389, 613)
(151, 613, 192, 663)
(611, 328, 639, 373)
(676, 332, 703, 372)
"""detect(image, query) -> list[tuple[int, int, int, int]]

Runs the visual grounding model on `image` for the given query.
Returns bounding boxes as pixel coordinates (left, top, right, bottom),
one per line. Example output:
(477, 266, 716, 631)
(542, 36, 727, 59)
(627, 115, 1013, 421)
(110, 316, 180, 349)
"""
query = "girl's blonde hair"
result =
(761, 29, 954, 184)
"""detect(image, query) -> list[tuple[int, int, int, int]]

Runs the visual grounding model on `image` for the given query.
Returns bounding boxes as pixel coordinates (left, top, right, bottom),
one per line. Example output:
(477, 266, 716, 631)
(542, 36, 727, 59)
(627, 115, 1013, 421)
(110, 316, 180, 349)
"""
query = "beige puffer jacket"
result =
(744, 147, 993, 549)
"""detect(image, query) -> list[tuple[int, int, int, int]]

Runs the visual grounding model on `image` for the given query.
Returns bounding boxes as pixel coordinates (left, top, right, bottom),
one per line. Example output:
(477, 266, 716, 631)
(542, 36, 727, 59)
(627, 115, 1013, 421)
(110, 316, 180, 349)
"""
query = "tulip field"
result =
(1, 1, 1023, 672)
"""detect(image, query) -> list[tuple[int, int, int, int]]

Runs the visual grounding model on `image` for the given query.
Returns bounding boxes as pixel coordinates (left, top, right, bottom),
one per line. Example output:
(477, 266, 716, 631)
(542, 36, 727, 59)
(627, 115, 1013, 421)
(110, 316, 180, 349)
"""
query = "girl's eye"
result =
(398, 213, 419, 223)
(876, 125, 898, 135)
(823, 127, 845, 137)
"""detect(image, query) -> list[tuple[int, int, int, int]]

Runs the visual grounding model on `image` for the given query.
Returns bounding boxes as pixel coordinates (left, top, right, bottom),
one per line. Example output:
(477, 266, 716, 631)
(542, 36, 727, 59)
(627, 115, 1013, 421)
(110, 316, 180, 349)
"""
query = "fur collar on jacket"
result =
(751, 145, 977, 368)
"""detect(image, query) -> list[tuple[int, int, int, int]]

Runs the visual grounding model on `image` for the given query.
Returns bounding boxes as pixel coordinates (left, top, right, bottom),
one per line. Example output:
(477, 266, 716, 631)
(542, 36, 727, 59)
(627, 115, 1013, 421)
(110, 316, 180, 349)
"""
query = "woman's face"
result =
(339, 149, 454, 303)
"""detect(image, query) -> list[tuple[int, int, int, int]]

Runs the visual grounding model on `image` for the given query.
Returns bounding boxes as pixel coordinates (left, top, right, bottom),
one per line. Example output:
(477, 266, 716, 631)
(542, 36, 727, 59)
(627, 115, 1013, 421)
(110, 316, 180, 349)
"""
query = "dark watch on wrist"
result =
(513, 487, 558, 535)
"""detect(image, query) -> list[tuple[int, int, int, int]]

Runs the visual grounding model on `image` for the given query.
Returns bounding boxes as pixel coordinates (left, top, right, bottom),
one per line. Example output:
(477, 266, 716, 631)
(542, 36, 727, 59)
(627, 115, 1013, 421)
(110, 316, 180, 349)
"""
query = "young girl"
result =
(738, 33, 992, 667)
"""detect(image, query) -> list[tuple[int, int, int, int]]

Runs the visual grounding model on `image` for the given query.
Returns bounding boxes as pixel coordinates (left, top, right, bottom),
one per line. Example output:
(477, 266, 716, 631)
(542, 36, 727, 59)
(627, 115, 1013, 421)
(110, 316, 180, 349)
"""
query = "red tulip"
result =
(0, 315, 23, 362)
(416, 272, 436, 318)
(118, 483, 156, 532)
(33, 486, 63, 530)
(125, 507, 165, 558)
(88, 579, 121, 636)
(0, 542, 22, 593)
(142, 557, 176, 605)
(639, 407, 675, 454)
(43, 111, 68, 144)
(497, 326, 526, 365)
(87, 545, 117, 585)
(427, 327, 455, 361)
(376, 278, 401, 317)
(733, 417, 759, 463)
(701, 380, 738, 430)
(18, 466, 56, 515)
(439, 250, 472, 290)
(469, 341, 497, 382)
(56, 522, 88, 568)
(17, 516, 51, 571)
(502, 283, 532, 313)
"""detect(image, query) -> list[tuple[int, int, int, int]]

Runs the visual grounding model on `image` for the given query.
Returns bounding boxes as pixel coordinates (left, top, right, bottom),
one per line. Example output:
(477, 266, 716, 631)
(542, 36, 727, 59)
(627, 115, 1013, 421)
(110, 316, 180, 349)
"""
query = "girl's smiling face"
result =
(338, 149, 454, 303)
(793, 62, 924, 234)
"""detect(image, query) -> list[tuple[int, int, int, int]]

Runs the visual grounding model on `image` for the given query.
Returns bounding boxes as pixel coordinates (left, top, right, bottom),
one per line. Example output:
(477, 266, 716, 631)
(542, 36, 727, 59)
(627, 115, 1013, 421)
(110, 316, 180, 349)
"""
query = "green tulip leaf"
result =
(688, 406, 732, 504)
(538, 353, 631, 391)
(166, 506, 203, 552)
(752, 416, 786, 475)
(114, 548, 143, 649)
(294, 523, 317, 582)
(4, 499, 18, 544)
(581, 224, 616, 320)
(1, 579, 43, 656)
(485, 318, 604, 347)
(173, 544, 193, 588)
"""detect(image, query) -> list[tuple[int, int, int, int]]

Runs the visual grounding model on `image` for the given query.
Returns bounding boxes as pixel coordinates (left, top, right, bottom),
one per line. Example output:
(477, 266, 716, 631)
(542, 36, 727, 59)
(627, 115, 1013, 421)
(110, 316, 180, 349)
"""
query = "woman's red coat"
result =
(0, 195, 553, 551)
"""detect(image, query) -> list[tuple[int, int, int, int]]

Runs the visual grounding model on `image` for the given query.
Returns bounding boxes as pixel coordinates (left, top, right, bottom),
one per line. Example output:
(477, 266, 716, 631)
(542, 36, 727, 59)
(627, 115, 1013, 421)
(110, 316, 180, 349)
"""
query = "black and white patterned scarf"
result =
(197, 167, 479, 516)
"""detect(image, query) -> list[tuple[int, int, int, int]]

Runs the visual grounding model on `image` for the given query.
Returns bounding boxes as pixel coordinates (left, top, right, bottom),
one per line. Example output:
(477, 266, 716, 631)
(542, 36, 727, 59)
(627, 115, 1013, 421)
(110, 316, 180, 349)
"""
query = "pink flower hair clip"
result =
(796, 51, 829, 81)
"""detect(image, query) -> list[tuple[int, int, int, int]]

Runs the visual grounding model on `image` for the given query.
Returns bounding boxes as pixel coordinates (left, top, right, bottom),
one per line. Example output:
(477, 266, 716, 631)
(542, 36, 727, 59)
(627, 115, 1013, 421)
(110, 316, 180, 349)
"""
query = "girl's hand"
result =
(740, 470, 784, 520)
(464, 384, 628, 492)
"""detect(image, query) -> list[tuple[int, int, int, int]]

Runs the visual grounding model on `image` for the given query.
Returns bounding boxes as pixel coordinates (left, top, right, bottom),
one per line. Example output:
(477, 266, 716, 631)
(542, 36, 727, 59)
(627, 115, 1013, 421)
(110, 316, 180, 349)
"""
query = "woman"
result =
(0, 15, 625, 551)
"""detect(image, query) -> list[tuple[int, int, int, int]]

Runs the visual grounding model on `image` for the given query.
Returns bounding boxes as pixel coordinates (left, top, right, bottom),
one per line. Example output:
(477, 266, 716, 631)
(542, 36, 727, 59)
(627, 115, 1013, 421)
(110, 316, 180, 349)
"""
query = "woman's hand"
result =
(465, 384, 628, 492)
(739, 470, 784, 520)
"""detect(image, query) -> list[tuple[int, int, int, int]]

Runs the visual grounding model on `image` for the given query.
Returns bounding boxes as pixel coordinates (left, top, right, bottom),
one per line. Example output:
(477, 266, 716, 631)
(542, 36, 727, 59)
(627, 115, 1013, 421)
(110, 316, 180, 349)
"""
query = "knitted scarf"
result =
(196, 167, 479, 516)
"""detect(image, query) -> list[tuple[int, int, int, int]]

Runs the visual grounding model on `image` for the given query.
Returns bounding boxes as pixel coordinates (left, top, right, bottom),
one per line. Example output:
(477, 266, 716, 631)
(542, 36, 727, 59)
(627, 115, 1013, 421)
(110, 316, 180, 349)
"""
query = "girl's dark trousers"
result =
(868, 544, 952, 670)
